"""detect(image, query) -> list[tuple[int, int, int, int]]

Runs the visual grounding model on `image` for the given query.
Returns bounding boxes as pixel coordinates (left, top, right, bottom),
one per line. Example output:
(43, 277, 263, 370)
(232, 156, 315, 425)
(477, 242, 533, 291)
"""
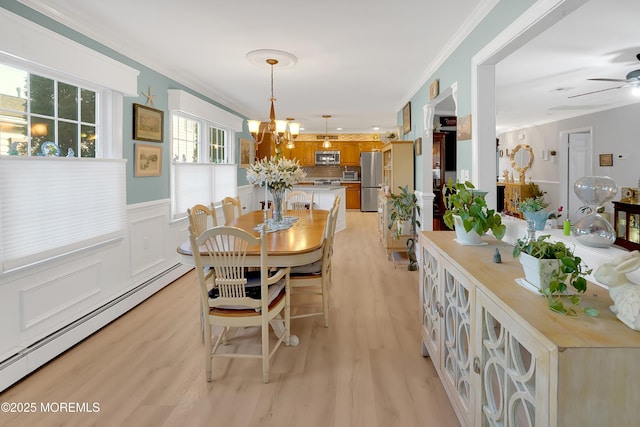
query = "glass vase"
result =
(572, 176, 617, 248)
(269, 187, 285, 223)
(523, 210, 550, 231)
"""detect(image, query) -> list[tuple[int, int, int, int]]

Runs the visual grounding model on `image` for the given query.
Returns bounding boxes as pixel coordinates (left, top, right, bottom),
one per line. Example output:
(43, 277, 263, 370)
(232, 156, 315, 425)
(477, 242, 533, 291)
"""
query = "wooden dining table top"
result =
(177, 209, 329, 266)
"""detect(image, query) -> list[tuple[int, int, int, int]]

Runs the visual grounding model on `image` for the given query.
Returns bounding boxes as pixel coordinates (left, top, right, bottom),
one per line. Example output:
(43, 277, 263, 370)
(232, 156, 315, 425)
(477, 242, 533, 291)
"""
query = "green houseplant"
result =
(443, 180, 506, 242)
(512, 235, 599, 317)
(518, 196, 550, 231)
(388, 185, 421, 238)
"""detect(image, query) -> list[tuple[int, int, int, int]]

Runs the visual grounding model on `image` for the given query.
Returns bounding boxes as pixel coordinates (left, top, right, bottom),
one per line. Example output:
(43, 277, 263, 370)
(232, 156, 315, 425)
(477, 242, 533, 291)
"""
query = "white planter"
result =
(519, 252, 560, 290)
(396, 219, 412, 236)
(453, 215, 483, 245)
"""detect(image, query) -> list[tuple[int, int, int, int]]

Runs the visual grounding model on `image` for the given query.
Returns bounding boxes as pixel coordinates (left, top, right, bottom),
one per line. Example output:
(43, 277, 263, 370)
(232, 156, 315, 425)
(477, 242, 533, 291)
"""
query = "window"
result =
(170, 112, 236, 218)
(168, 89, 243, 220)
(0, 63, 99, 158)
(171, 114, 230, 164)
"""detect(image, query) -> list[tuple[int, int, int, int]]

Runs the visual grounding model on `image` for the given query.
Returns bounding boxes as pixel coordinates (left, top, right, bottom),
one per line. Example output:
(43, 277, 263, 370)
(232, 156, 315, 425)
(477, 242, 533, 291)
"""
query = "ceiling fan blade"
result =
(568, 85, 628, 99)
(588, 78, 630, 83)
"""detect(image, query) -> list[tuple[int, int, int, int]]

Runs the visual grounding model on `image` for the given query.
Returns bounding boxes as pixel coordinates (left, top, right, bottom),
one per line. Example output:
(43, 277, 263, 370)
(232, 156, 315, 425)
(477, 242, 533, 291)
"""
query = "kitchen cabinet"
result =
(382, 141, 414, 194)
(359, 141, 383, 152)
(339, 142, 360, 166)
(419, 231, 640, 427)
(341, 182, 360, 209)
(255, 130, 275, 160)
(283, 141, 304, 163)
(302, 142, 318, 166)
(613, 201, 640, 251)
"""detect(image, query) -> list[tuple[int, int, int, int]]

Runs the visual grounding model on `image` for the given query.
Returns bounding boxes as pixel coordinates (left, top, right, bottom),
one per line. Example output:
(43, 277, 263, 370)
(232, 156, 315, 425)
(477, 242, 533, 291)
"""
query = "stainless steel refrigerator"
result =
(360, 151, 383, 211)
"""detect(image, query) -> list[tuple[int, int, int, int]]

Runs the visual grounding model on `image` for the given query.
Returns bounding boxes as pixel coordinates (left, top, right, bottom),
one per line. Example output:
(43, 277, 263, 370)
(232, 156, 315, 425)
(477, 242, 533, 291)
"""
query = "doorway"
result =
(422, 83, 458, 231)
(561, 129, 593, 222)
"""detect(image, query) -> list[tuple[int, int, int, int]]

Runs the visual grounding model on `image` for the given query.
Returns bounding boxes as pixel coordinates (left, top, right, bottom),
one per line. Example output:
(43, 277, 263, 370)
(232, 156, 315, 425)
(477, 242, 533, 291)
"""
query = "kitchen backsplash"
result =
(302, 165, 361, 179)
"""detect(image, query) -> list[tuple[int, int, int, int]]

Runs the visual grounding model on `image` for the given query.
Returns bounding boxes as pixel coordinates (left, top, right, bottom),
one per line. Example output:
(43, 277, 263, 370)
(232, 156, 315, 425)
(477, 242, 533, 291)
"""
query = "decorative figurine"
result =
(407, 238, 418, 271)
(493, 248, 502, 263)
(594, 250, 640, 331)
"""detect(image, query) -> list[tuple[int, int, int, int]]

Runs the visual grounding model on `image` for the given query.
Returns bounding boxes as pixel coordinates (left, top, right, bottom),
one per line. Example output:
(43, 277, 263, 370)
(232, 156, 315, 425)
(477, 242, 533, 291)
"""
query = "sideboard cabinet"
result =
(419, 231, 640, 427)
(500, 182, 535, 218)
(613, 200, 640, 251)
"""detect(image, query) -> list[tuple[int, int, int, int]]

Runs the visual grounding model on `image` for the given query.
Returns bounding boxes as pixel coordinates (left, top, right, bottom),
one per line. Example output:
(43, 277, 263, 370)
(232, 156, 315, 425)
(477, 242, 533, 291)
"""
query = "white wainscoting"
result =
(0, 199, 192, 391)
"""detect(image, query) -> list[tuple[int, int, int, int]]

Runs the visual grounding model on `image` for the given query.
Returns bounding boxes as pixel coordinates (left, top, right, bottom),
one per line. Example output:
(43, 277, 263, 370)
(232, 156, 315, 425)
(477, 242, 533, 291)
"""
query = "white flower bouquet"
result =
(246, 156, 307, 191)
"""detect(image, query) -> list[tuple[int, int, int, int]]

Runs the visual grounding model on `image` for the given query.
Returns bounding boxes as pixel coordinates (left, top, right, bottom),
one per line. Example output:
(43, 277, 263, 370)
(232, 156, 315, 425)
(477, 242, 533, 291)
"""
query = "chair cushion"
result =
(290, 259, 323, 275)
(208, 270, 286, 310)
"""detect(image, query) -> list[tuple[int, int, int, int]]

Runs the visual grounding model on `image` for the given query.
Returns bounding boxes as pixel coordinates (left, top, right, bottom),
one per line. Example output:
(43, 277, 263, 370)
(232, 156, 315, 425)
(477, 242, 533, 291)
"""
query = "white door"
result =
(566, 131, 591, 223)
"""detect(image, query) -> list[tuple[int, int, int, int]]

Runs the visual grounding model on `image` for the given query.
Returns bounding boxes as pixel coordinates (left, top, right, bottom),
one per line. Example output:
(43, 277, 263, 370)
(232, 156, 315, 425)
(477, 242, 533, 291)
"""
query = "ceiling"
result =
(496, 0, 640, 133)
(17, 0, 640, 136)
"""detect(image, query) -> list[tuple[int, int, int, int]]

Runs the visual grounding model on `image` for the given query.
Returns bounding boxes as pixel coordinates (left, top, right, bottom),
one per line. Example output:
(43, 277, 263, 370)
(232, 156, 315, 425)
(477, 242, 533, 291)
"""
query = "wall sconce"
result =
(550, 149, 557, 163)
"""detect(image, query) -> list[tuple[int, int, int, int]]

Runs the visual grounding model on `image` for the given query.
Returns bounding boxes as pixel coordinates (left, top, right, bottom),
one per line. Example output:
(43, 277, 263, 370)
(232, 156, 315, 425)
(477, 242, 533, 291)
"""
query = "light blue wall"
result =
(2, 1, 253, 205)
(401, 0, 537, 191)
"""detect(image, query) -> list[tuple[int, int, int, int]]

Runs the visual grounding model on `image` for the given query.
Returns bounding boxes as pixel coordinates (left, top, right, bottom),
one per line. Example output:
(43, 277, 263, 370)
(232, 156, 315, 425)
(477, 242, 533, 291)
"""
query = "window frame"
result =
(0, 55, 113, 159)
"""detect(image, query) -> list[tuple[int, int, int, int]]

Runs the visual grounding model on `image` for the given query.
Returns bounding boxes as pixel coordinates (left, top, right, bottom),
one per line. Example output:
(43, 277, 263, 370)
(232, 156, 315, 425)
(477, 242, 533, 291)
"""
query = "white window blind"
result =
(0, 157, 126, 272)
(173, 163, 237, 218)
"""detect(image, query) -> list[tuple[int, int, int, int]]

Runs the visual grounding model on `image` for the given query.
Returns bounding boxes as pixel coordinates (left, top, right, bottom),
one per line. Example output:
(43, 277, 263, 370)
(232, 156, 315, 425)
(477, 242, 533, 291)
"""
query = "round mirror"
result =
(510, 144, 534, 174)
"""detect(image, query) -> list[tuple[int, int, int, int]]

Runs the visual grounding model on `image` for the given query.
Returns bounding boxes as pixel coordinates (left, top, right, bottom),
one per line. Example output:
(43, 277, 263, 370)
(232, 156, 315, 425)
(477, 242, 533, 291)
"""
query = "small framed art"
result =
(133, 103, 164, 142)
(599, 153, 613, 167)
(135, 143, 162, 177)
(415, 137, 422, 156)
(402, 102, 411, 135)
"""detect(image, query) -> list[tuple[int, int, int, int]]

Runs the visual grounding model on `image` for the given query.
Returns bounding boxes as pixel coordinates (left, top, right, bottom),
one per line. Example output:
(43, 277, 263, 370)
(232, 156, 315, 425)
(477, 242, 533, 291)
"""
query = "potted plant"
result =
(442, 179, 506, 244)
(512, 234, 599, 317)
(388, 185, 421, 238)
(518, 196, 550, 231)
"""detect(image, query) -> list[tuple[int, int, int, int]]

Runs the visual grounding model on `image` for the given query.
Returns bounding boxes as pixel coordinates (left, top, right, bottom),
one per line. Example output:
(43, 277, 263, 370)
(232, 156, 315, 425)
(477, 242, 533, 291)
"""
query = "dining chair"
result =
(189, 225, 291, 383)
(286, 190, 314, 211)
(221, 196, 242, 224)
(288, 195, 340, 327)
(187, 203, 218, 236)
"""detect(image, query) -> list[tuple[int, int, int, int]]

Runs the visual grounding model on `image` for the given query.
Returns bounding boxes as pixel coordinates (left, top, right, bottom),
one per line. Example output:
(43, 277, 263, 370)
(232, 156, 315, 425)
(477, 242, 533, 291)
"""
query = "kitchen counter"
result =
(292, 184, 346, 231)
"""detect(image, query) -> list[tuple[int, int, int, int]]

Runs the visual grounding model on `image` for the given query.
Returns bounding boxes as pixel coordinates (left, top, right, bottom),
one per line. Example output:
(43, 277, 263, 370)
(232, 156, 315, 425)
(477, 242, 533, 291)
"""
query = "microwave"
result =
(315, 150, 340, 166)
(343, 170, 358, 180)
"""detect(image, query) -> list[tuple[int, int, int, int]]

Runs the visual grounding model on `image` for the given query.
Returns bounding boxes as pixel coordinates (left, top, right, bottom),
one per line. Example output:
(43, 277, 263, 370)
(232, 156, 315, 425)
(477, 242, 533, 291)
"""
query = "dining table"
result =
(177, 209, 329, 267)
(177, 208, 330, 346)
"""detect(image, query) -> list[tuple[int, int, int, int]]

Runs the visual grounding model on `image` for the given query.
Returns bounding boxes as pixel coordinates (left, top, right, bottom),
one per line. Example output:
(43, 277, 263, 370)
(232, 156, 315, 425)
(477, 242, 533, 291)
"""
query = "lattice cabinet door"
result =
(440, 260, 475, 427)
(420, 241, 441, 363)
(474, 289, 551, 427)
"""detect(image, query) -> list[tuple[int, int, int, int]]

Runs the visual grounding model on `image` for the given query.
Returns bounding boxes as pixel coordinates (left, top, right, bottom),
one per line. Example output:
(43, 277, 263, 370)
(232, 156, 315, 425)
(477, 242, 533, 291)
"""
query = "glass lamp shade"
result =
(247, 120, 261, 134)
(572, 176, 618, 248)
(288, 122, 300, 136)
(275, 120, 287, 134)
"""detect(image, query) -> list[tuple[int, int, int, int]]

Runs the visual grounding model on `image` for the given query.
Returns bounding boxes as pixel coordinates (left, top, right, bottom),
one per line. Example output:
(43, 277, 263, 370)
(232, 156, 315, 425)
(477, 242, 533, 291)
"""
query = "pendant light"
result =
(322, 115, 332, 148)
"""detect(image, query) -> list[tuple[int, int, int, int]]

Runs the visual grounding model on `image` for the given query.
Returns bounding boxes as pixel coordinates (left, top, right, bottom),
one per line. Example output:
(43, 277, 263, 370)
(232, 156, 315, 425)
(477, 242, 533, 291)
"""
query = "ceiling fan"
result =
(568, 53, 640, 98)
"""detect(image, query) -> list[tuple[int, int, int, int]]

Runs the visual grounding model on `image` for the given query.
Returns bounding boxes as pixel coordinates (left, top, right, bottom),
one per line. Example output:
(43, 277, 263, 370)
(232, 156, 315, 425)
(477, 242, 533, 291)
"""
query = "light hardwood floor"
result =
(0, 211, 459, 427)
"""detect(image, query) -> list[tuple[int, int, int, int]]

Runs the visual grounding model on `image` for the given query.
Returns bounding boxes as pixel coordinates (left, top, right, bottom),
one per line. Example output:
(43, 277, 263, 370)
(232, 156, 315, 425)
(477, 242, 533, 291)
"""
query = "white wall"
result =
(498, 102, 640, 215)
(0, 200, 193, 391)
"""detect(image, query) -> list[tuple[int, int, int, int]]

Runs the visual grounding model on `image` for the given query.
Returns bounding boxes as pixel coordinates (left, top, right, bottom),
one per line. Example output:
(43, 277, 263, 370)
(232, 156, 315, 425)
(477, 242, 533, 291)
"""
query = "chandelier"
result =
(247, 58, 300, 154)
(321, 115, 332, 148)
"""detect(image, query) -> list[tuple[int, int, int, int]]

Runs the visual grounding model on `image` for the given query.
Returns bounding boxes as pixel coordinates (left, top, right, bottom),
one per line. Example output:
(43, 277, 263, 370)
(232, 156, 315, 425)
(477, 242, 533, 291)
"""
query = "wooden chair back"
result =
(221, 196, 242, 224)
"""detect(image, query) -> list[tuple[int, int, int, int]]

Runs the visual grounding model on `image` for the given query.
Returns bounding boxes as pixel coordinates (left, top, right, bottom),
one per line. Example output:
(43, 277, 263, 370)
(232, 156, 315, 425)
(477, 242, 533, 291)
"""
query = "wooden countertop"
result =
(421, 231, 640, 349)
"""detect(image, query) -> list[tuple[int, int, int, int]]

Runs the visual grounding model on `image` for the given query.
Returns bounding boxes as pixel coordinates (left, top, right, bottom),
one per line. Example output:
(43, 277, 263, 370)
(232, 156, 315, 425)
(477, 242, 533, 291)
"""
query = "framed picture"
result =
(239, 138, 253, 168)
(135, 143, 162, 177)
(402, 102, 411, 135)
(457, 114, 472, 140)
(133, 103, 164, 142)
(415, 137, 422, 156)
(599, 153, 613, 167)
(429, 79, 440, 100)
